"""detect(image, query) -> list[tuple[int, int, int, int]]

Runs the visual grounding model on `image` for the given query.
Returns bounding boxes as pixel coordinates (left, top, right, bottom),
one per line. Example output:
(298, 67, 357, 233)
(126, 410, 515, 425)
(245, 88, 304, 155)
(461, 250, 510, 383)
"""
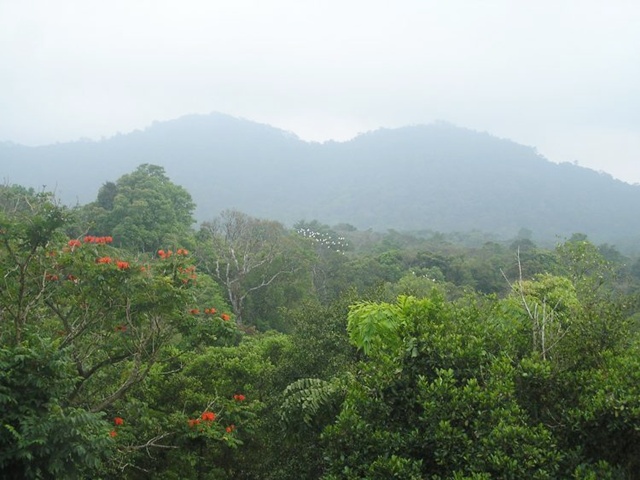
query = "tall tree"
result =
(83, 164, 195, 252)
(196, 210, 302, 326)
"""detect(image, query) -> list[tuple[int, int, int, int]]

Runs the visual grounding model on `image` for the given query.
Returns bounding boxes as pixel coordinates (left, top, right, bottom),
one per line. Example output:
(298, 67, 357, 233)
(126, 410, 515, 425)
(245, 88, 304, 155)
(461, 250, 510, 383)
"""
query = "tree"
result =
(0, 184, 41, 216)
(0, 191, 252, 476)
(323, 293, 563, 478)
(83, 164, 195, 252)
(322, 291, 640, 478)
(0, 340, 113, 479)
(1, 199, 194, 406)
(0, 192, 67, 345)
(196, 210, 303, 326)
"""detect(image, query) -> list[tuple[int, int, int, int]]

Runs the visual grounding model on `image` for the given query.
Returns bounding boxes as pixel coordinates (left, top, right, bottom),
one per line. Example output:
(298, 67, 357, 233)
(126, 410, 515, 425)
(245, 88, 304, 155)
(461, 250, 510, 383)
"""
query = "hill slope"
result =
(2, 113, 639, 247)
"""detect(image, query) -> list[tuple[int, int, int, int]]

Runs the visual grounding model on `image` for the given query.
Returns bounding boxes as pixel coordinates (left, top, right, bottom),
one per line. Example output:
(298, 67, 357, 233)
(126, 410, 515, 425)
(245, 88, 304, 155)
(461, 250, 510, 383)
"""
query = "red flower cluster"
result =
(45, 273, 59, 281)
(201, 411, 216, 422)
(84, 235, 113, 244)
(233, 394, 246, 402)
(221, 313, 231, 322)
(158, 248, 190, 259)
(226, 424, 235, 433)
(110, 416, 124, 438)
(178, 265, 197, 284)
(188, 410, 217, 428)
(68, 239, 82, 248)
(204, 308, 217, 315)
(189, 308, 200, 315)
(96, 257, 130, 269)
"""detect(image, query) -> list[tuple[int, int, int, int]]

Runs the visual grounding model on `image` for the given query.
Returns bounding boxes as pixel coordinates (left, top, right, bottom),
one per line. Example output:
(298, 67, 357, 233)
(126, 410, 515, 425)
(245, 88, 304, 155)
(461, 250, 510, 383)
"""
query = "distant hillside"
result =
(2, 112, 640, 249)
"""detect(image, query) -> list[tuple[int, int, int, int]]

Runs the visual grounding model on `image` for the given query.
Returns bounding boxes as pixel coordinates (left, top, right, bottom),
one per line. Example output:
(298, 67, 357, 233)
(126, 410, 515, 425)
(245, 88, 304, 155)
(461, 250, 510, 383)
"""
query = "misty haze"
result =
(2, 1, 640, 478)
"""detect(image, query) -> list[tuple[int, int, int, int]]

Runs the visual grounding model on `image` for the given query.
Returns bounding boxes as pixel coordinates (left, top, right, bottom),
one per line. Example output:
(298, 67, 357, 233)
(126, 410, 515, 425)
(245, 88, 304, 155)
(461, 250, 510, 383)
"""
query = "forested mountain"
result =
(3, 112, 639, 247)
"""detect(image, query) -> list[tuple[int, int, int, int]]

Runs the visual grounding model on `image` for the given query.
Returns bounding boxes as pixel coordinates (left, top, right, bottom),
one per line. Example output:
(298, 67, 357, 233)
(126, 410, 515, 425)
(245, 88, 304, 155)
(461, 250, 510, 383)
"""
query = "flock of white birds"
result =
(296, 228, 349, 254)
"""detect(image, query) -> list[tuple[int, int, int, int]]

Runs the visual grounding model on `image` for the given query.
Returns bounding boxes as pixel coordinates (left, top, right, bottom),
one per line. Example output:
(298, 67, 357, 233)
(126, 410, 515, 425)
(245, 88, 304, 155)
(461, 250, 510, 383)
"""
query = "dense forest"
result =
(2, 164, 640, 479)
(4, 113, 640, 252)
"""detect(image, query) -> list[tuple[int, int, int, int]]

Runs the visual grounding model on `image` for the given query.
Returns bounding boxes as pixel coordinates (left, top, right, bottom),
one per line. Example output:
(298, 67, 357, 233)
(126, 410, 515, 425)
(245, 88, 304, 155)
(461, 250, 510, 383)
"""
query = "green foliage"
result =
(280, 377, 343, 427)
(386, 271, 443, 300)
(285, 292, 359, 378)
(3, 176, 640, 479)
(83, 164, 195, 252)
(556, 236, 614, 291)
(0, 195, 227, 476)
(123, 332, 293, 478)
(0, 196, 69, 345)
(196, 210, 307, 326)
(566, 344, 640, 475)
(0, 339, 112, 479)
(347, 299, 403, 356)
(323, 287, 640, 478)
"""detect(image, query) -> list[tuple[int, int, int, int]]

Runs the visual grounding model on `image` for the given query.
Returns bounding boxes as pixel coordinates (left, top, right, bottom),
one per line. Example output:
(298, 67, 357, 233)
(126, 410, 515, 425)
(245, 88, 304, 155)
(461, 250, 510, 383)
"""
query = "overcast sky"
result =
(1, 0, 639, 183)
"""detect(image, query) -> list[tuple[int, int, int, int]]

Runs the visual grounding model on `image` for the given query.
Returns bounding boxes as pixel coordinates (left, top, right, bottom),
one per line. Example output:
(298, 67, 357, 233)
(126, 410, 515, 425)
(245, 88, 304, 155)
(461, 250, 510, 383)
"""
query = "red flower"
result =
(116, 260, 130, 270)
(45, 274, 59, 281)
(221, 313, 231, 322)
(189, 308, 200, 315)
(96, 256, 112, 264)
(201, 411, 216, 422)
(114, 417, 124, 426)
(226, 424, 235, 433)
(233, 394, 246, 401)
(187, 418, 201, 428)
(109, 430, 117, 437)
(177, 248, 189, 255)
(84, 235, 113, 244)
(68, 239, 82, 248)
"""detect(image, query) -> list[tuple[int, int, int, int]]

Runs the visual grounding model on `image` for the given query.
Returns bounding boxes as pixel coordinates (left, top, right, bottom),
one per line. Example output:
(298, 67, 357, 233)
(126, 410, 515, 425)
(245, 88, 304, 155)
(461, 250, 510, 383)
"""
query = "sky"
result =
(1, 0, 639, 184)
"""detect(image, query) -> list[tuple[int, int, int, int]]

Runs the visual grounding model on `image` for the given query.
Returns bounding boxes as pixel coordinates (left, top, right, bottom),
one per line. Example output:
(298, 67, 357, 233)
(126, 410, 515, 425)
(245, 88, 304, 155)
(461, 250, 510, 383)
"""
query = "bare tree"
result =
(502, 249, 571, 360)
(197, 210, 298, 326)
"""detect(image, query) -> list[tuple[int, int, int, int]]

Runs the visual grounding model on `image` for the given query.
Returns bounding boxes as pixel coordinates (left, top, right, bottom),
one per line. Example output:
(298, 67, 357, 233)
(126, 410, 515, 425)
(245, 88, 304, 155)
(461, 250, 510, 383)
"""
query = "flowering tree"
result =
(42, 236, 195, 411)
(0, 194, 116, 476)
(0, 194, 219, 476)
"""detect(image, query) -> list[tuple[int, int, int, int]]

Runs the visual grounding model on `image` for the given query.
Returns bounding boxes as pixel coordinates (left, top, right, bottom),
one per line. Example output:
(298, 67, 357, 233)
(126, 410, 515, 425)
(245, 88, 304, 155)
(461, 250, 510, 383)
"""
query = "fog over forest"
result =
(3, 113, 640, 253)
(3, 3, 640, 477)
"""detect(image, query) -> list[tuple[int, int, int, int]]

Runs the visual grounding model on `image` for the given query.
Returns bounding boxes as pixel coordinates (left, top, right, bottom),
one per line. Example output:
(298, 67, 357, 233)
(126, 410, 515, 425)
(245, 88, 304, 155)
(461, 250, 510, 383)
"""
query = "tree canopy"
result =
(83, 164, 195, 251)
(2, 168, 640, 478)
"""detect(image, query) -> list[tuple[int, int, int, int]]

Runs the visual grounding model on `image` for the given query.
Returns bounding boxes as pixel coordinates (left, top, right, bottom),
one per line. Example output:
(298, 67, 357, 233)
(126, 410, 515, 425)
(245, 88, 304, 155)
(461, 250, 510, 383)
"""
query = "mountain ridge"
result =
(2, 112, 638, 250)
